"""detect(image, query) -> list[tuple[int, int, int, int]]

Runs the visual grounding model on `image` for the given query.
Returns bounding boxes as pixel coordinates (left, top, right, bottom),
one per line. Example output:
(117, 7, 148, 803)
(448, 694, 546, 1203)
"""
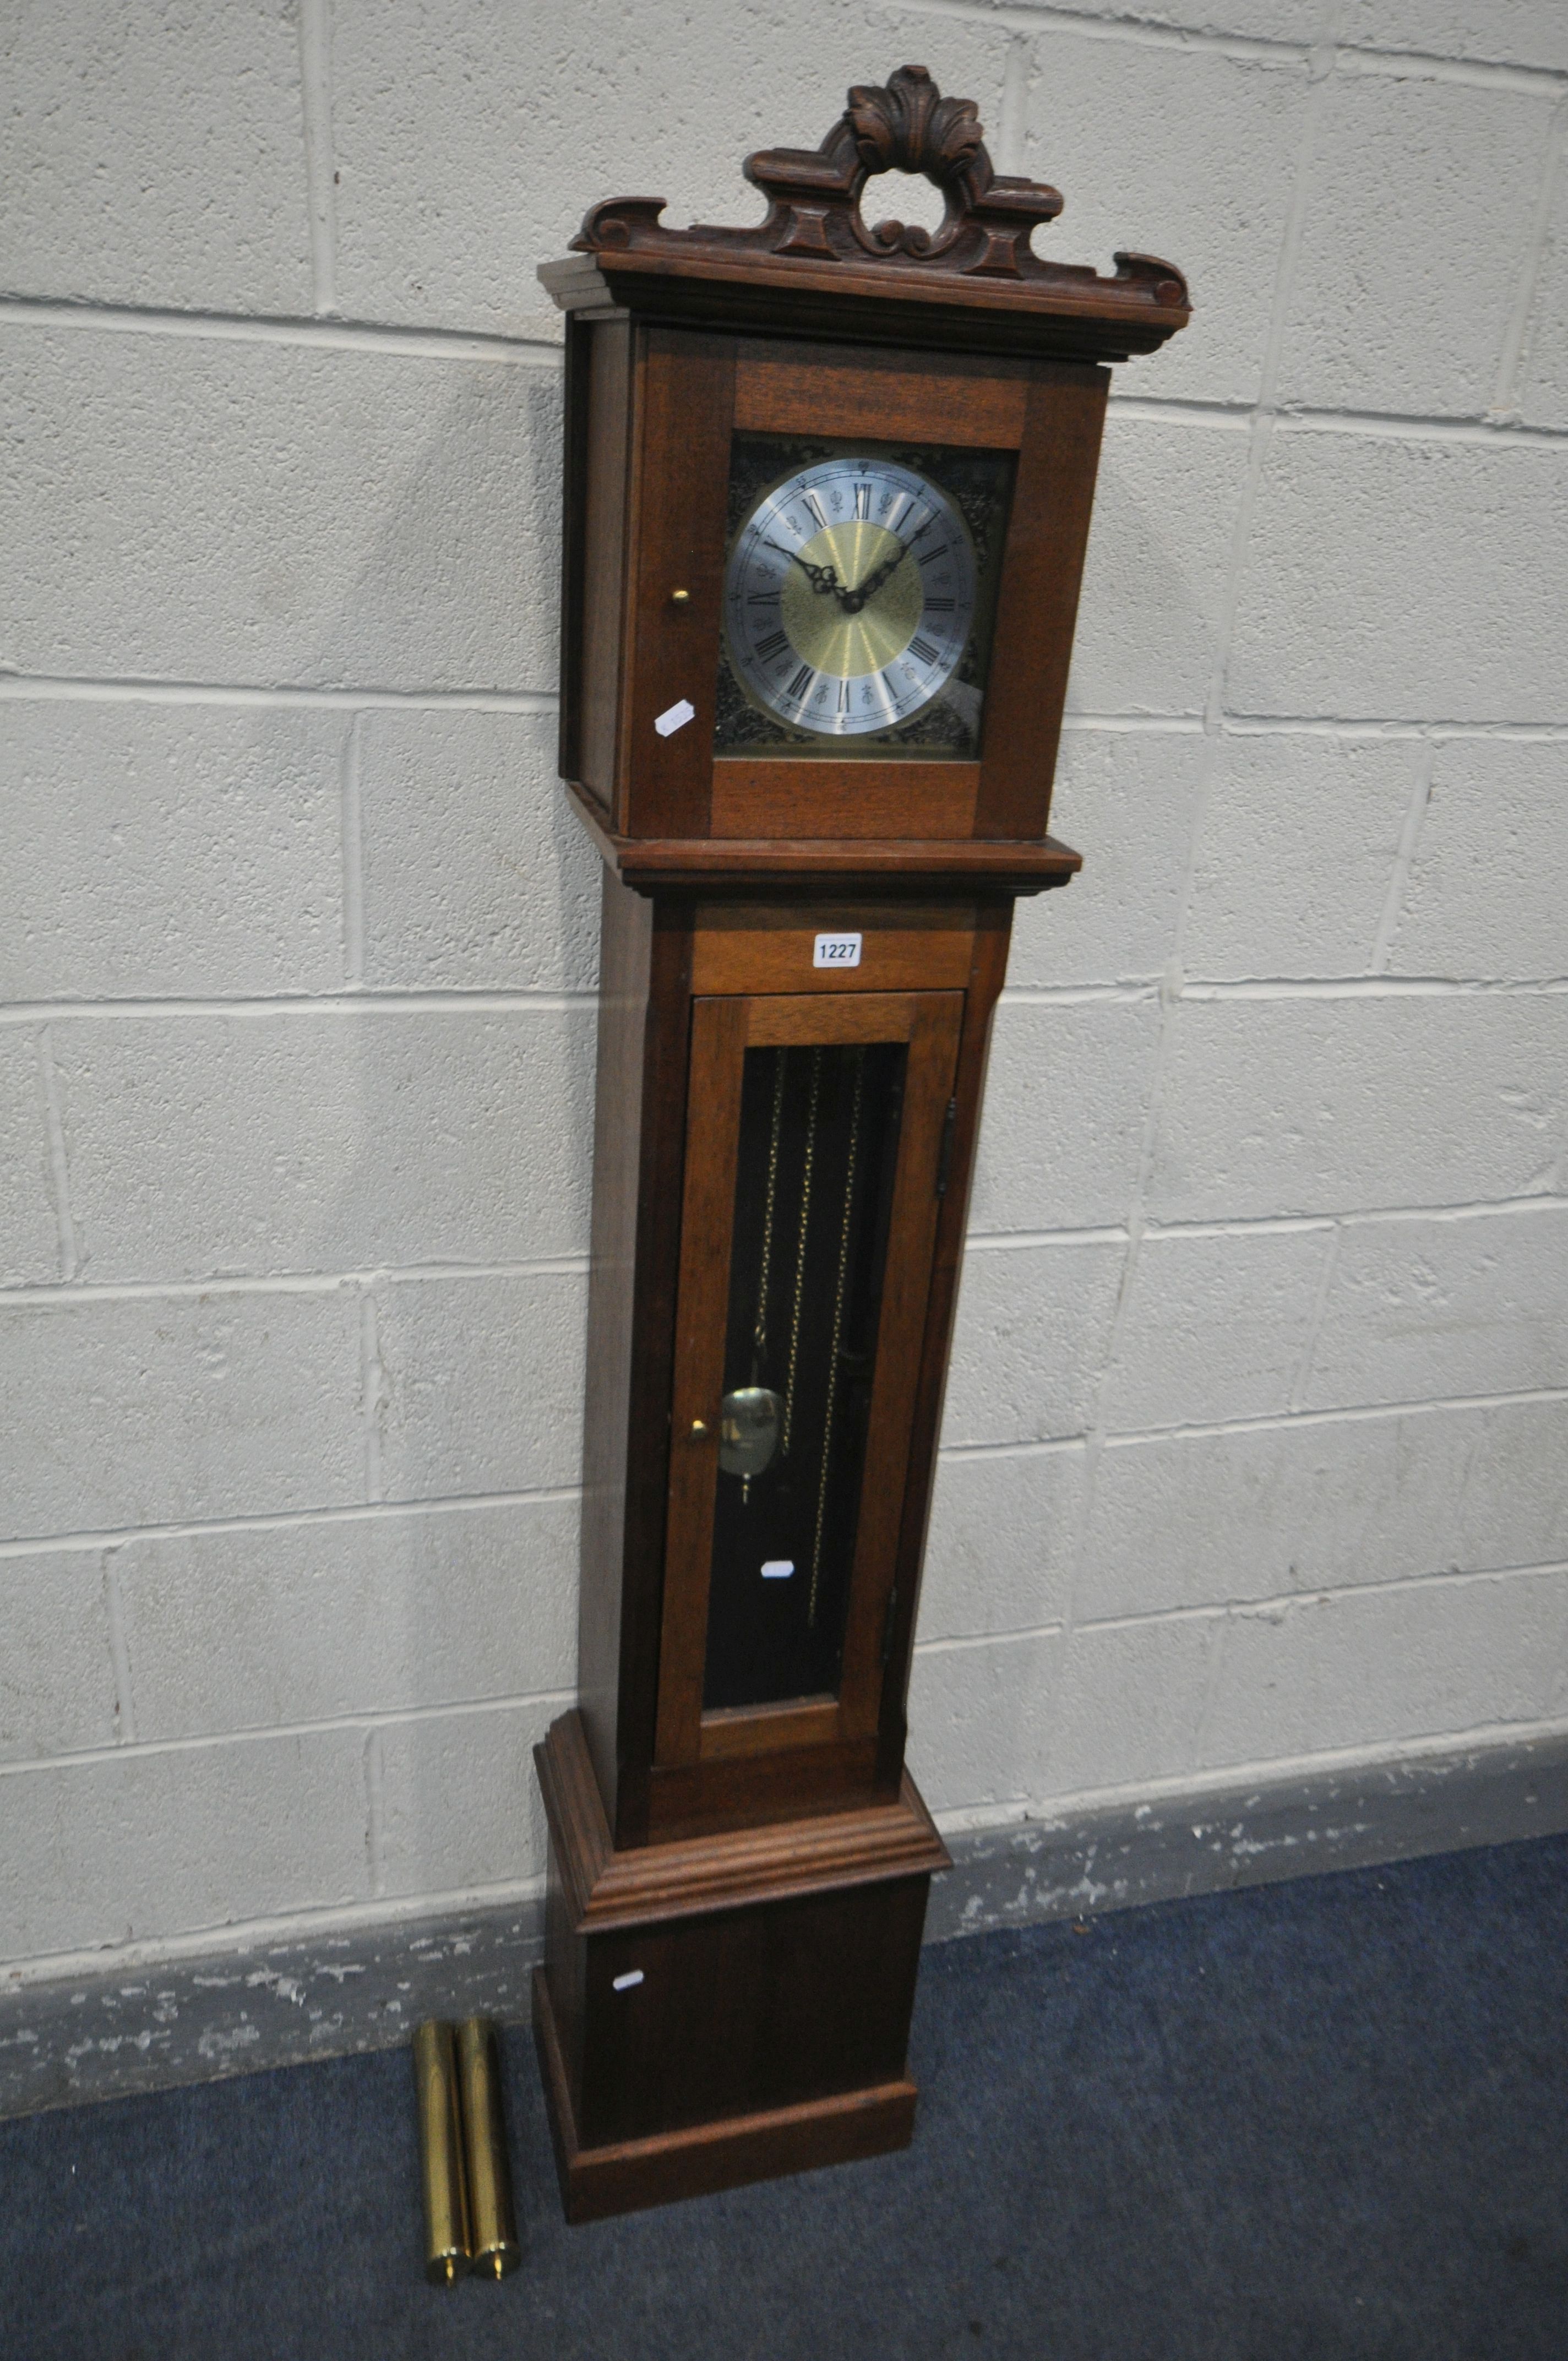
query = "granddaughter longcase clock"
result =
(532, 63, 1188, 2220)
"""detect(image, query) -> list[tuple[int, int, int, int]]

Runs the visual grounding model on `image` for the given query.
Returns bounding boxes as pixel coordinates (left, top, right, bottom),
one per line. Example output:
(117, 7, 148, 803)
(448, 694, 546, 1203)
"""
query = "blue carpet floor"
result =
(2, 1832, 1564, 2360)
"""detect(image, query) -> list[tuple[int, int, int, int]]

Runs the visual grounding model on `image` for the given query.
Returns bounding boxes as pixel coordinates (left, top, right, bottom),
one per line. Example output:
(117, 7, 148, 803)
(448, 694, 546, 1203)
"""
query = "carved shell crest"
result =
(845, 65, 986, 189)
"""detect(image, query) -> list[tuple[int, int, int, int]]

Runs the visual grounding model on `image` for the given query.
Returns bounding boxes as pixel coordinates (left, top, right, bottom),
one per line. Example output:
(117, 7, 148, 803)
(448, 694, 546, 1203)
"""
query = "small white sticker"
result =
(612, 1970, 644, 1992)
(813, 932, 862, 970)
(654, 697, 696, 738)
(761, 1559, 795, 1580)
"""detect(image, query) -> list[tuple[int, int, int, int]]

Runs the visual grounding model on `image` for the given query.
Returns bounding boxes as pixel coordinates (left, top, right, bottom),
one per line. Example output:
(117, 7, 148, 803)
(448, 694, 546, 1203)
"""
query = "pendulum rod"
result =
(808, 1046, 864, 1629)
(781, 1046, 821, 1460)
(741, 1048, 788, 1507)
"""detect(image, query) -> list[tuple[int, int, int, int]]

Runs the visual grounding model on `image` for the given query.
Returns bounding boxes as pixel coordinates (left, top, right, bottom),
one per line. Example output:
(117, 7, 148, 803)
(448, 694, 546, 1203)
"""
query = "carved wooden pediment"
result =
(543, 64, 1189, 361)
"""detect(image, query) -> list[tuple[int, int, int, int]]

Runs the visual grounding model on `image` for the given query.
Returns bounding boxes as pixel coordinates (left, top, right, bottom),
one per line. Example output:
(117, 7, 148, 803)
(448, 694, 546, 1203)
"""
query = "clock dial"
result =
(723, 457, 977, 739)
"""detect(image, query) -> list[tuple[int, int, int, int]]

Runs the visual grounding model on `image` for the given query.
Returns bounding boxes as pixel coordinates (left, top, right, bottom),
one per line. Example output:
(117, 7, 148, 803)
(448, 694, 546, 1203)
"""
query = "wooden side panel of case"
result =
(975, 368, 1109, 839)
(576, 877, 695, 1842)
(556, 314, 591, 788)
(576, 317, 634, 811)
(575, 871, 652, 1814)
(876, 900, 1015, 1786)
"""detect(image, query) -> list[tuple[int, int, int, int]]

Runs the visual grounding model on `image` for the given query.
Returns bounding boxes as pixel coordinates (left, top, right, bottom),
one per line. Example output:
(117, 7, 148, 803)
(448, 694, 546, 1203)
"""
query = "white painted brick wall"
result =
(1022, 30, 1309, 409)
(1274, 72, 1551, 417)
(1227, 436, 1567, 721)
(0, 1551, 119, 1764)
(50, 1008, 595, 1281)
(115, 1499, 580, 1742)
(378, 1699, 558, 1905)
(1519, 157, 1568, 427)
(1303, 1204, 1568, 1407)
(326, 0, 1012, 338)
(1, 1, 313, 313)
(1007, 731, 1207, 987)
(1, 331, 562, 688)
(0, 1730, 369, 1960)
(1196, 1568, 1568, 1768)
(1066, 414, 1253, 715)
(0, 705, 345, 1000)
(0, 1035, 60, 1284)
(1181, 737, 1417, 981)
(1078, 1397, 1568, 1621)
(3, 2, 1566, 1982)
(1385, 741, 1568, 981)
(374, 1270, 587, 1498)
(968, 999, 1163, 1233)
(0, 1288, 365, 1535)
(1145, 998, 1566, 1220)
(917, 1446, 1085, 1644)
(356, 710, 602, 993)
(1095, 1226, 1334, 1431)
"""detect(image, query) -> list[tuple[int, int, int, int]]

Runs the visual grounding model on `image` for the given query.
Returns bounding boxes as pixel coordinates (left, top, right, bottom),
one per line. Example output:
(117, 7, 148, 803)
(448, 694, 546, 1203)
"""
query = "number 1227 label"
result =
(813, 933, 863, 969)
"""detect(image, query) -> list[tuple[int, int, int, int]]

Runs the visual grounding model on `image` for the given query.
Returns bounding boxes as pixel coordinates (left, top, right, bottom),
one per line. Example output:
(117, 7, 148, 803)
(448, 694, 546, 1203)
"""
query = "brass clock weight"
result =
(531, 63, 1188, 2221)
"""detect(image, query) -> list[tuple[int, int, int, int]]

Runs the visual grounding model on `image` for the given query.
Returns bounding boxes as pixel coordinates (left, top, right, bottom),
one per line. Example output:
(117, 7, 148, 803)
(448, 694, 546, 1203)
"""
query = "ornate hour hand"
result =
(840, 540, 908, 613)
(763, 538, 841, 595)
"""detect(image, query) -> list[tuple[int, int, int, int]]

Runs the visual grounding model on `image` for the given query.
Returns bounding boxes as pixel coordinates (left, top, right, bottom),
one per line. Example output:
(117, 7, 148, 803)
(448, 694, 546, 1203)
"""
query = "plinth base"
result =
(533, 1966, 916, 2221)
(532, 1712, 948, 2223)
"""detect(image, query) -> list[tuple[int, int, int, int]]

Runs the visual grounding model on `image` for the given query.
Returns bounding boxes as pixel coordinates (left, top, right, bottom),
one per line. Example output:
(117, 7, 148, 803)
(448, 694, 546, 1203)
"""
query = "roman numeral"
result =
(755, 629, 788, 660)
(787, 663, 814, 700)
(837, 678, 851, 711)
(747, 590, 781, 604)
(917, 544, 949, 567)
(925, 596, 955, 613)
(853, 483, 872, 520)
(910, 636, 939, 665)
(802, 491, 828, 531)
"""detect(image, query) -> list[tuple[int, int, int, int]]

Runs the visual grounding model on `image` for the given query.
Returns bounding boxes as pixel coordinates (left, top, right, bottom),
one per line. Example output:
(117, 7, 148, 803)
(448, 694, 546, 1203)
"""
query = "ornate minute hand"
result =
(840, 540, 908, 614)
(763, 538, 840, 596)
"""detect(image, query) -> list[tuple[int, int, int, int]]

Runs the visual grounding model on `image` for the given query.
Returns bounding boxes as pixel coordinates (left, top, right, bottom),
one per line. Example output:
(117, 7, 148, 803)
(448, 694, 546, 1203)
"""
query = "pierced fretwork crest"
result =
(569, 62, 1188, 308)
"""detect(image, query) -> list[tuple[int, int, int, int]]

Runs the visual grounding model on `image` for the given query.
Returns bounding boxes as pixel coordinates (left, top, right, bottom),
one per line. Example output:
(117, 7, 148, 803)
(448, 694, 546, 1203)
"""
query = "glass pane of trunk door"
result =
(702, 1040, 906, 1712)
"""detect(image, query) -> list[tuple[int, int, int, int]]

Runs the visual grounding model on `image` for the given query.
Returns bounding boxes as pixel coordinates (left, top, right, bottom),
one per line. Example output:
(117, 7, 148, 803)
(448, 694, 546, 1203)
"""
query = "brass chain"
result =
(781, 1046, 822, 1460)
(752, 1047, 786, 1370)
(808, 1046, 865, 1629)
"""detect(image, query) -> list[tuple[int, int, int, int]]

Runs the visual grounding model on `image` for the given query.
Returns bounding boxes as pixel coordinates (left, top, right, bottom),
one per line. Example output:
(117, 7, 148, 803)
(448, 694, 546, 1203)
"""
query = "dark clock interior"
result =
(703, 1037, 907, 1711)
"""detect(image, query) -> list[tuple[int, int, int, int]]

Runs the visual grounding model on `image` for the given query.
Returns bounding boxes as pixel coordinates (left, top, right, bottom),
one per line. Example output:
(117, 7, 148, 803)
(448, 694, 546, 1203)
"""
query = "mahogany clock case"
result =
(530, 64, 1189, 2221)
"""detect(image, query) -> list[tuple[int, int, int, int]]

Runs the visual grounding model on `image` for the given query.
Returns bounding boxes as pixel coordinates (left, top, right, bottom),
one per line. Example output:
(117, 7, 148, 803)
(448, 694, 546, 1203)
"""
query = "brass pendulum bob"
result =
(720, 1045, 789, 1509)
(412, 2020, 471, 2285)
(456, 2017, 521, 2279)
(720, 1385, 782, 1502)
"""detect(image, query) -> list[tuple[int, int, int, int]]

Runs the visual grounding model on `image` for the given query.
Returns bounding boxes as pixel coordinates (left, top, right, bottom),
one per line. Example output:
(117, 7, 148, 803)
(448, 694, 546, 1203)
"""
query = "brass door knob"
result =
(690, 1418, 709, 1438)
